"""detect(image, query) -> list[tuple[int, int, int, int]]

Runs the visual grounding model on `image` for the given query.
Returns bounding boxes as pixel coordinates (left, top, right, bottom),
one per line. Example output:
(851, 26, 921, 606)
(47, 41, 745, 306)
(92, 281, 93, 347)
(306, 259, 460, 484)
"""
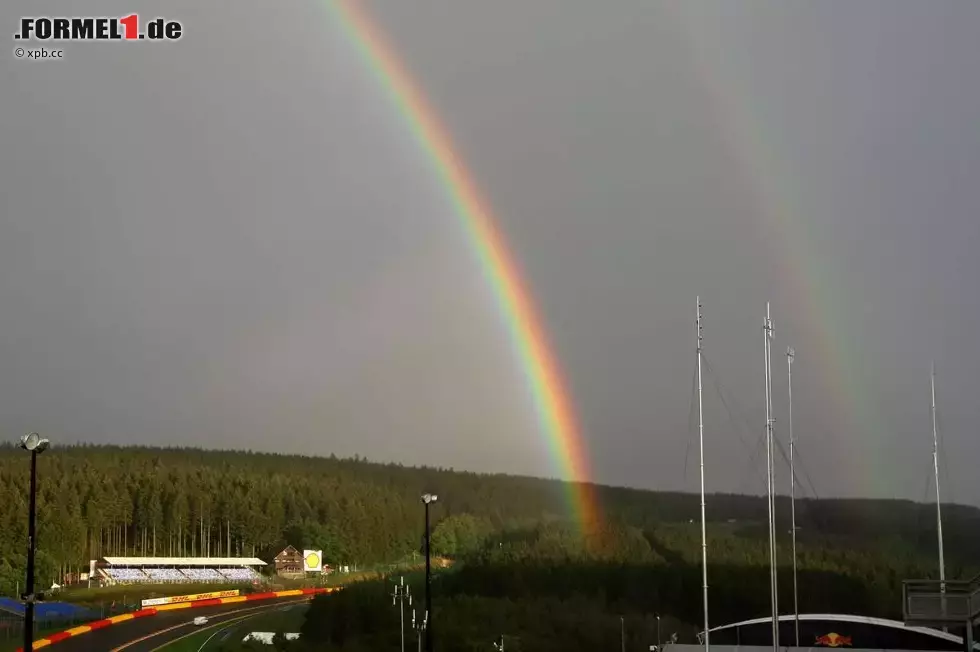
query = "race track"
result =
(47, 596, 311, 652)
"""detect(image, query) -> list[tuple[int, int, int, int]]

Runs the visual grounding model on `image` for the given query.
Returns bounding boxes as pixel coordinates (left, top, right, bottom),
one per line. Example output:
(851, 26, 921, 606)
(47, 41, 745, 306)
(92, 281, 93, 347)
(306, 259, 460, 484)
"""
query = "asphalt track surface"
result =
(50, 597, 311, 652)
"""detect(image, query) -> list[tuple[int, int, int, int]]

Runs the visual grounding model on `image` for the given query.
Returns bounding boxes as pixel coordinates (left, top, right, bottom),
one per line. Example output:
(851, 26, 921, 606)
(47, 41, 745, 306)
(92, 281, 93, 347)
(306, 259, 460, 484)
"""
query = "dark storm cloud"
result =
(2, 1, 978, 504)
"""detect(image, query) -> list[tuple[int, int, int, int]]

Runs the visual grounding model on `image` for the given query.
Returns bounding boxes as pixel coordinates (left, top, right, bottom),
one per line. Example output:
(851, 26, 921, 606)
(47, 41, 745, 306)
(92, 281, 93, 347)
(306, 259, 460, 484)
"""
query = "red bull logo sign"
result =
(815, 632, 853, 647)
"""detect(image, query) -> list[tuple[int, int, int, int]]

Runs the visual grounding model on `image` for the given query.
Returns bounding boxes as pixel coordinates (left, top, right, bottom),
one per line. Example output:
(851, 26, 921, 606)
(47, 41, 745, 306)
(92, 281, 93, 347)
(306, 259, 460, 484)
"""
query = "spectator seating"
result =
(104, 568, 150, 583)
(143, 568, 186, 582)
(181, 568, 223, 581)
(218, 567, 262, 581)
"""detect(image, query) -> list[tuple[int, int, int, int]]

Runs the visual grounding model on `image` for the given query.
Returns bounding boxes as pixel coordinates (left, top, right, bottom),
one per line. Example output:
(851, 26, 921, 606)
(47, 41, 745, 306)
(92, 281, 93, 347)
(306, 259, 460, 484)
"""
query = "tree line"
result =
(293, 516, 979, 651)
(0, 443, 976, 599)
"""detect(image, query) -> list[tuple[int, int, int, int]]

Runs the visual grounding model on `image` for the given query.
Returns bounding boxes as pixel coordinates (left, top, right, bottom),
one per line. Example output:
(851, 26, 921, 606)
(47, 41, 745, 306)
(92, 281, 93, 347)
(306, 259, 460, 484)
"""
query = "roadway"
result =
(49, 596, 312, 652)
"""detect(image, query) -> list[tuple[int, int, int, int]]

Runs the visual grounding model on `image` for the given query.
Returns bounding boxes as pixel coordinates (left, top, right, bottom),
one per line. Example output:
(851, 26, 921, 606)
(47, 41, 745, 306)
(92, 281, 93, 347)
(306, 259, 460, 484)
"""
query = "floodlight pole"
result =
(425, 501, 431, 652)
(24, 448, 38, 652)
(421, 494, 437, 652)
(788, 347, 799, 648)
(20, 433, 49, 652)
(696, 298, 709, 652)
(930, 363, 947, 630)
(763, 305, 778, 652)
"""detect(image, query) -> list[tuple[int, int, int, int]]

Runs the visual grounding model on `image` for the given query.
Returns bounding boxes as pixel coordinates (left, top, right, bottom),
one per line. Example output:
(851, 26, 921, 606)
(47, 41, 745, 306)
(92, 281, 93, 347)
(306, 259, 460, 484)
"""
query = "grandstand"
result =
(96, 557, 266, 585)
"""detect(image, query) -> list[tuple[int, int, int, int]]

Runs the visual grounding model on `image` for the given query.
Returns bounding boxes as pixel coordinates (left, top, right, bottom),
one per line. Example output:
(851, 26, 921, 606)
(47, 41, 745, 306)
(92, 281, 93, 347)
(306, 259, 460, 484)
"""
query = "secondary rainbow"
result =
(329, 1, 600, 531)
(665, 4, 877, 495)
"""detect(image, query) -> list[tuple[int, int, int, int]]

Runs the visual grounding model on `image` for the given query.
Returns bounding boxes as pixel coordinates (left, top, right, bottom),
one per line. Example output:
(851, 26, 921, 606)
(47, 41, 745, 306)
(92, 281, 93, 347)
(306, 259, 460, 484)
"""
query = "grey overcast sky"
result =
(2, 1, 979, 504)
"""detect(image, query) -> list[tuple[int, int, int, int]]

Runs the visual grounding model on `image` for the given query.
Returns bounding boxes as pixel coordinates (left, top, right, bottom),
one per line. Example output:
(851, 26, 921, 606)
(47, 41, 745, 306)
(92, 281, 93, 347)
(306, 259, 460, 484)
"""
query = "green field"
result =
(157, 603, 308, 651)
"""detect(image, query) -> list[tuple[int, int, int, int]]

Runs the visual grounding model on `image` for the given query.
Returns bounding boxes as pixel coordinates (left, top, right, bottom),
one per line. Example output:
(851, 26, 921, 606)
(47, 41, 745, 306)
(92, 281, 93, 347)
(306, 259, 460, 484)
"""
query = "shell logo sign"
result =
(303, 550, 322, 573)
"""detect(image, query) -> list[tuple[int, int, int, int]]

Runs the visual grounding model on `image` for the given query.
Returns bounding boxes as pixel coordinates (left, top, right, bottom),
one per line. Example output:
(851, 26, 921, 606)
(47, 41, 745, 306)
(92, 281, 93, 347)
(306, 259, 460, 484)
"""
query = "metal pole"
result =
(931, 364, 946, 628)
(393, 576, 407, 652)
(622, 616, 626, 652)
(788, 347, 799, 648)
(425, 502, 432, 652)
(24, 450, 37, 652)
(696, 298, 710, 652)
(764, 304, 778, 652)
(413, 610, 422, 652)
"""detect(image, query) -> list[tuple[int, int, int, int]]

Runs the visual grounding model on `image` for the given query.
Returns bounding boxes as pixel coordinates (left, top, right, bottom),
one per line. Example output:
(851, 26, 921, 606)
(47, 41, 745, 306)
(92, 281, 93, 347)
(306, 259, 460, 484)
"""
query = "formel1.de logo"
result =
(14, 15, 182, 41)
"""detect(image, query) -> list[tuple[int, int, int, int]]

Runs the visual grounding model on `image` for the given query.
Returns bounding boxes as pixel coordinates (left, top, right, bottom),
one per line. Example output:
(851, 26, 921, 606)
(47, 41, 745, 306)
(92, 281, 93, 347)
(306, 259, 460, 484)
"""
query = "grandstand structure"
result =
(94, 557, 266, 585)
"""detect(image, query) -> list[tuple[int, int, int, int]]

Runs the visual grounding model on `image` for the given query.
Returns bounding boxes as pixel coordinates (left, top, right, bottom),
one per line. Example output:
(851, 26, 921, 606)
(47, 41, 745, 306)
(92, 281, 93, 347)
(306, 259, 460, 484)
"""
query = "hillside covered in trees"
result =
(0, 443, 977, 619)
(294, 514, 980, 650)
(292, 517, 979, 651)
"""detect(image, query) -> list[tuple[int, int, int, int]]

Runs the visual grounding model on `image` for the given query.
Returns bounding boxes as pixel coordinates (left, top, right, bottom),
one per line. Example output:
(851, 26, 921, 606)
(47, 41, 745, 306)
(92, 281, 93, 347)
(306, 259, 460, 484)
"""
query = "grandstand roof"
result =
(102, 556, 266, 567)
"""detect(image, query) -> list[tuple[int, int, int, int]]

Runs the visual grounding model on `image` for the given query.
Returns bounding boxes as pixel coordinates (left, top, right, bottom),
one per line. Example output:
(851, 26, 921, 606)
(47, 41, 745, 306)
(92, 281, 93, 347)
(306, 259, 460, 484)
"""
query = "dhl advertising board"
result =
(141, 589, 240, 608)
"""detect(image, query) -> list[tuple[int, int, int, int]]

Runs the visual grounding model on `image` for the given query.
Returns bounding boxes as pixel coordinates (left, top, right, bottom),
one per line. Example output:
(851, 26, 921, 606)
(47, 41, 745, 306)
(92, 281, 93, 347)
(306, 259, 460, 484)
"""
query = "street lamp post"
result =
(20, 432, 50, 652)
(421, 494, 437, 652)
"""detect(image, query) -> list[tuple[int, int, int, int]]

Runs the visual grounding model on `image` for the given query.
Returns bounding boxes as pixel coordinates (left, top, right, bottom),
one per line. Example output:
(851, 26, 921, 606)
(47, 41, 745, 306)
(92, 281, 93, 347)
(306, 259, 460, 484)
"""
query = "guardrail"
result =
(903, 573, 980, 626)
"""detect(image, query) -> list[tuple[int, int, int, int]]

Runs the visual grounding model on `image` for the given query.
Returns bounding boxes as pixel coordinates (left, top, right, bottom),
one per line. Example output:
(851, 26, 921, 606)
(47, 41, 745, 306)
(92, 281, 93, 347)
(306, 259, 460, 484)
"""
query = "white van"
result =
(193, 616, 208, 626)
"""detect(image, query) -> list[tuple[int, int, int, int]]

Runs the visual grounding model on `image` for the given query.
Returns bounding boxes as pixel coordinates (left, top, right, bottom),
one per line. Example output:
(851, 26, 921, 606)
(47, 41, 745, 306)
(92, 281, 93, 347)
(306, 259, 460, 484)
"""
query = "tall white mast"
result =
(764, 303, 779, 652)
(930, 363, 946, 623)
(787, 347, 799, 648)
(697, 298, 710, 652)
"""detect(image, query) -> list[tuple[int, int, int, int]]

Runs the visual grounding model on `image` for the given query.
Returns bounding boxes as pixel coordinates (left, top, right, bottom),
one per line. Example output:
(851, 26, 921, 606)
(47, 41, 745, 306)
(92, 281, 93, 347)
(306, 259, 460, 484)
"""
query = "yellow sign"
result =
(141, 589, 240, 608)
(302, 550, 322, 573)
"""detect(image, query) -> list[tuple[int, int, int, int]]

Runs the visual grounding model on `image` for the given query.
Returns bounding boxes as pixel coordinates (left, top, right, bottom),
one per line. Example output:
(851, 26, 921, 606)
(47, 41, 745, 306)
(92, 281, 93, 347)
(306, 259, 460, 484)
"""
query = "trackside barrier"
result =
(142, 589, 241, 608)
(16, 587, 338, 651)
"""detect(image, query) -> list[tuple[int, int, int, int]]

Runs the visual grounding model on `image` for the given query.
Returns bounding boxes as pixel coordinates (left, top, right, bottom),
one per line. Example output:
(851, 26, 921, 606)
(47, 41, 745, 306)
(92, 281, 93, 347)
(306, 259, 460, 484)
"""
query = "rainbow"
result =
(665, 5, 875, 495)
(329, 1, 600, 531)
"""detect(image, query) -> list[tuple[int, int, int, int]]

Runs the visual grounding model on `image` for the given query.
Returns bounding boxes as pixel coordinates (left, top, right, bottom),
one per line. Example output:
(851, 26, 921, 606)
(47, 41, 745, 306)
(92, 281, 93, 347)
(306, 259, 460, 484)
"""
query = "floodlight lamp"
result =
(20, 433, 49, 452)
(421, 493, 438, 504)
